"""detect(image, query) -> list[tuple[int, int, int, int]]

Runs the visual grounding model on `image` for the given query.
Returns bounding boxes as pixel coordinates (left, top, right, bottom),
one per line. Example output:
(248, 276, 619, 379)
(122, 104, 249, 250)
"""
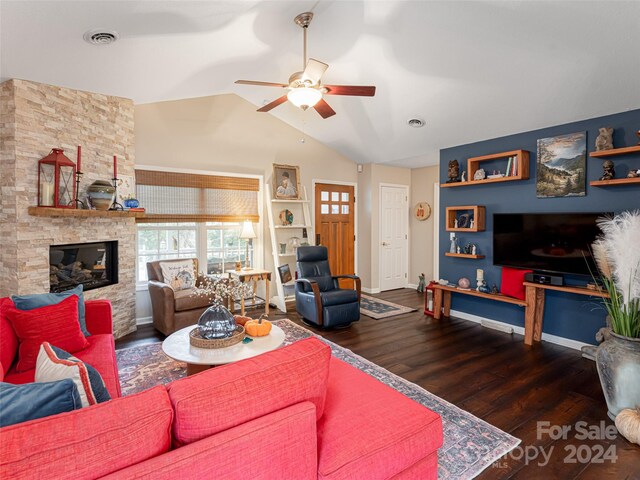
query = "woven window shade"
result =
(135, 170, 260, 223)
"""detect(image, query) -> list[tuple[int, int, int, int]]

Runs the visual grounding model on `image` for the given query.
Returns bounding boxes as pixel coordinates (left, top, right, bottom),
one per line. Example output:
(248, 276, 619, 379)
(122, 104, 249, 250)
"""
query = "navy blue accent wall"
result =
(439, 109, 640, 345)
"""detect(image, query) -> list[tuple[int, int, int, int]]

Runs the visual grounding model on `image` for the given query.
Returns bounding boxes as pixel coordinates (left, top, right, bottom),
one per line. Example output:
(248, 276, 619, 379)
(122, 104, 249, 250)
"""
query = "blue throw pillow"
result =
(0, 379, 82, 427)
(11, 284, 90, 336)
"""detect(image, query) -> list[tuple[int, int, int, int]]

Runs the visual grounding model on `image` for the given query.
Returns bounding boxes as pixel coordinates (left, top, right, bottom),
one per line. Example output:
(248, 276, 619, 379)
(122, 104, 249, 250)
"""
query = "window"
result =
(205, 222, 254, 275)
(134, 169, 261, 283)
(136, 222, 255, 282)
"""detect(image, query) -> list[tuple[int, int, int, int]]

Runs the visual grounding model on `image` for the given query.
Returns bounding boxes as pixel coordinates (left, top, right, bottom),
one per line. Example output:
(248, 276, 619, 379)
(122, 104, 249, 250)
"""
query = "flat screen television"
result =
(493, 212, 610, 277)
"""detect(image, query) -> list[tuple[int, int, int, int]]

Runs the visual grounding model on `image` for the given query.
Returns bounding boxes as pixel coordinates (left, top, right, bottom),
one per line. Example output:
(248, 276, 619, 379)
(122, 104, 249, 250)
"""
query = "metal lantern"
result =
(38, 148, 76, 208)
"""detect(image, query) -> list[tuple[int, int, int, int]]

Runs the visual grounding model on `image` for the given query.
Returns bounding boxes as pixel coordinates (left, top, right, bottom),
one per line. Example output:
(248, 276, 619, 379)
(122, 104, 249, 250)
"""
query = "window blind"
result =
(135, 170, 260, 223)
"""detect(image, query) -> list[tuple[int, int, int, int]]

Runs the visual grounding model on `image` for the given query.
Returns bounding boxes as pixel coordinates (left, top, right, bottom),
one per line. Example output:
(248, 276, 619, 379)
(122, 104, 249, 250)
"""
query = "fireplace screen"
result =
(50, 241, 118, 293)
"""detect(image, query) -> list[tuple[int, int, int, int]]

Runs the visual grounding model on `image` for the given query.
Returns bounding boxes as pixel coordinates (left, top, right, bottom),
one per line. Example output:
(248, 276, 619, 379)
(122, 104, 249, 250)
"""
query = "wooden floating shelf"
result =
(441, 149, 529, 188)
(441, 176, 525, 188)
(444, 253, 485, 259)
(445, 205, 486, 232)
(28, 207, 145, 218)
(589, 145, 640, 158)
(589, 177, 640, 187)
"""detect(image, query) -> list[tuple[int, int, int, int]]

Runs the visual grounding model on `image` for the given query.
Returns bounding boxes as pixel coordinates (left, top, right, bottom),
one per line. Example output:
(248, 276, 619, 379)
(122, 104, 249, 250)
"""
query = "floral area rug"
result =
(116, 319, 519, 480)
(360, 294, 417, 319)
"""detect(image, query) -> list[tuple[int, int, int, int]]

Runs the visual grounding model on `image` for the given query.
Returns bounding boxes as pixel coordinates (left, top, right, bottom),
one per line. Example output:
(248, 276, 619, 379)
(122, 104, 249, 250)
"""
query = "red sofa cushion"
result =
(0, 386, 173, 480)
(316, 357, 443, 480)
(101, 402, 318, 480)
(0, 298, 19, 376)
(168, 337, 331, 446)
(500, 267, 533, 300)
(2, 295, 89, 372)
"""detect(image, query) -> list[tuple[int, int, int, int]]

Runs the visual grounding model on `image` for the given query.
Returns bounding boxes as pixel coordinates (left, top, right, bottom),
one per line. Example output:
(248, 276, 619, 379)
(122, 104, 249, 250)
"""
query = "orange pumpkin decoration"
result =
(245, 314, 272, 337)
(233, 315, 252, 327)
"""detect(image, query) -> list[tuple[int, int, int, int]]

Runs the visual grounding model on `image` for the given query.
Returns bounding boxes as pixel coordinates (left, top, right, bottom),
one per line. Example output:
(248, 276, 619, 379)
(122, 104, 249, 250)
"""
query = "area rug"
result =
(360, 293, 417, 319)
(116, 319, 519, 480)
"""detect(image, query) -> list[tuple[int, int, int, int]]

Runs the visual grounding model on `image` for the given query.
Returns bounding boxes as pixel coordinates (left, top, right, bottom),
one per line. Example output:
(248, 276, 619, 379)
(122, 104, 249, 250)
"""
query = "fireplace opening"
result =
(50, 241, 118, 293)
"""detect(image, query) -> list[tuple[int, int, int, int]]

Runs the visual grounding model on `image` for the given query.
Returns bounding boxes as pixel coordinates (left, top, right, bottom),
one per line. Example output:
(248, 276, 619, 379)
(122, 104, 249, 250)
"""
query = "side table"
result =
(228, 269, 271, 316)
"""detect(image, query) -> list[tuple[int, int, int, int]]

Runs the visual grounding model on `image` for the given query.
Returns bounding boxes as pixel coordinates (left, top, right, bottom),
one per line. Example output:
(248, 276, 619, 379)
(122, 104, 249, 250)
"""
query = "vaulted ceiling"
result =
(2, 1, 639, 167)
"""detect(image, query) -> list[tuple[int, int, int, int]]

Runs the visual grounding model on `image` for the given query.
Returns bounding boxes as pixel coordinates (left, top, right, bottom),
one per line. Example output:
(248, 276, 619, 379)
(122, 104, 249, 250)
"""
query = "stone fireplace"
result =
(0, 79, 137, 338)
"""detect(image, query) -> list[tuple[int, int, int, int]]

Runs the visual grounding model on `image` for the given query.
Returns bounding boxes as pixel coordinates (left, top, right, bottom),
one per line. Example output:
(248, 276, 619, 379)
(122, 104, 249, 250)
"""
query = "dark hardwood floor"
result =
(116, 289, 640, 480)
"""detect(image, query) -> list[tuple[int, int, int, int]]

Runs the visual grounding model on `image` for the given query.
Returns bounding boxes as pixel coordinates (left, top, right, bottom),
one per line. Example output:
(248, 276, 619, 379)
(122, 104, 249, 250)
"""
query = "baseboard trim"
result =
(449, 309, 591, 352)
(136, 316, 153, 326)
(362, 287, 381, 294)
(407, 283, 418, 289)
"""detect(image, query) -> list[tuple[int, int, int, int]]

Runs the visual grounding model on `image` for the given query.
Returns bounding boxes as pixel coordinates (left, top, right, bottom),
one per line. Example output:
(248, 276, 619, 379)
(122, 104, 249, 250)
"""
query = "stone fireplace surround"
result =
(0, 79, 137, 338)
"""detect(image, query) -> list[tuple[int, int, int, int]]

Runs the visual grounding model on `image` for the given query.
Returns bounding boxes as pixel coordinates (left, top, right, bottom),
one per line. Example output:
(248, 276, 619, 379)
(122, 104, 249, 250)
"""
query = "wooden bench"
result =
(431, 284, 526, 321)
(429, 283, 607, 346)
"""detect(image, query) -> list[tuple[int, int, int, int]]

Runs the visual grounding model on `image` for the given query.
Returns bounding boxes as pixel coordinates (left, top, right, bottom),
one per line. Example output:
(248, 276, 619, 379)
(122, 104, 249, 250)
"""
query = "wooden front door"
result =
(314, 183, 355, 276)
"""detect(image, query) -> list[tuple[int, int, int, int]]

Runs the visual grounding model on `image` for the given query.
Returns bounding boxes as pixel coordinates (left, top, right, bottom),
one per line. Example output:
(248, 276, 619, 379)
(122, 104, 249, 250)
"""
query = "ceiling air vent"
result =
(83, 29, 119, 46)
(407, 118, 426, 128)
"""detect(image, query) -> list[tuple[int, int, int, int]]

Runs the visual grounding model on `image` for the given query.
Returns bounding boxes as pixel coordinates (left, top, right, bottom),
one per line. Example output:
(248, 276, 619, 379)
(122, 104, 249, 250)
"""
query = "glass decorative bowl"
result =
(197, 304, 237, 339)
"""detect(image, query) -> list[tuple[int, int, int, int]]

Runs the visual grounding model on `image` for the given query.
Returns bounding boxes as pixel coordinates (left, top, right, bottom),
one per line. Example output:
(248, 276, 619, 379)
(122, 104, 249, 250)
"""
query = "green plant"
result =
(592, 210, 640, 338)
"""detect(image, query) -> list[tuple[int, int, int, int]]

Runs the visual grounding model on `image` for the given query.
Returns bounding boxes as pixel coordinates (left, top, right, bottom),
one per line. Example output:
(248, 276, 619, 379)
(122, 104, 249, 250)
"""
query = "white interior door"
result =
(380, 185, 408, 291)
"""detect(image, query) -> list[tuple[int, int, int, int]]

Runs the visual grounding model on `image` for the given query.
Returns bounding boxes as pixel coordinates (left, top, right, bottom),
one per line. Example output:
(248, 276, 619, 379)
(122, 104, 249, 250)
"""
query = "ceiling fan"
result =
(235, 12, 376, 119)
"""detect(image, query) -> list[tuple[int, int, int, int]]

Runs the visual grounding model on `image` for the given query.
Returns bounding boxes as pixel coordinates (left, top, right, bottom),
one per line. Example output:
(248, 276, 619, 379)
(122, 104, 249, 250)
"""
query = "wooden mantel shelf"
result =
(28, 207, 145, 218)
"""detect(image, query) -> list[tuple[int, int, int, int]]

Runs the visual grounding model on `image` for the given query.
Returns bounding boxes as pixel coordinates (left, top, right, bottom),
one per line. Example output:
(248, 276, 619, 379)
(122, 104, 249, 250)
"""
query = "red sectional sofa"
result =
(0, 299, 443, 479)
(0, 297, 121, 398)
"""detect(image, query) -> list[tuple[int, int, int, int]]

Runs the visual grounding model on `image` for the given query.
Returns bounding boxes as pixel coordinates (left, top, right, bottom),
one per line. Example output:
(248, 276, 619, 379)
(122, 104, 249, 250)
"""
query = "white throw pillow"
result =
(160, 259, 196, 291)
(35, 342, 111, 407)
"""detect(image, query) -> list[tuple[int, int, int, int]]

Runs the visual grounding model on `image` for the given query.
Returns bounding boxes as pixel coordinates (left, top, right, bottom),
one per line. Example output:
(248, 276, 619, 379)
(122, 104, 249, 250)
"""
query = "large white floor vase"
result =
(596, 330, 640, 420)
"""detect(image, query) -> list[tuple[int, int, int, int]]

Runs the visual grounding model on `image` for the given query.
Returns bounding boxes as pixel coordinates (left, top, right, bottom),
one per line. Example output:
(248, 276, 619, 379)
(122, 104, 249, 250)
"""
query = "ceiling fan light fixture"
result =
(287, 87, 322, 110)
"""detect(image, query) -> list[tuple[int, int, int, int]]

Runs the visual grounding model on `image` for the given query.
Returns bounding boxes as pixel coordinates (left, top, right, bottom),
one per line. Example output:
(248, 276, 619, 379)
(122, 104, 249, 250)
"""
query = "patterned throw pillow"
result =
(35, 342, 111, 407)
(160, 260, 196, 291)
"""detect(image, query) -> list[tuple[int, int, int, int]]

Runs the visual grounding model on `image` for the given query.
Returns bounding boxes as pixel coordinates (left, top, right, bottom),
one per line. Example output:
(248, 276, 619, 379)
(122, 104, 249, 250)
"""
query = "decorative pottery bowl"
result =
(87, 180, 115, 211)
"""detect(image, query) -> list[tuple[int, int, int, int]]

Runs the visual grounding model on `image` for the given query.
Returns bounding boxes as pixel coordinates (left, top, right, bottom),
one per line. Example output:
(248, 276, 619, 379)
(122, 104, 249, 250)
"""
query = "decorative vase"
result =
(197, 304, 237, 339)
(87, 180, 115, 211)
(124, 198, 139, 209)
(595, 329, 640, 420)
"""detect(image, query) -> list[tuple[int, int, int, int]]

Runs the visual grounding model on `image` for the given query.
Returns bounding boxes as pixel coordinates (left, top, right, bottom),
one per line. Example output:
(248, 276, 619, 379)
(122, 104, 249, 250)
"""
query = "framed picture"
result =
(277, 264, 293, 284)
(273, 164, 301, 200)
(536, 132, 586, 198)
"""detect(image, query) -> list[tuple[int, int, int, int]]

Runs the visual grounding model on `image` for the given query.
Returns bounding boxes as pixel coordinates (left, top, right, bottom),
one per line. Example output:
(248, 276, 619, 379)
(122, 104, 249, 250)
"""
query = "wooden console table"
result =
(430, 283, 608, 346)
(228, 269, 271, 316)
(523, 282, 608, 346)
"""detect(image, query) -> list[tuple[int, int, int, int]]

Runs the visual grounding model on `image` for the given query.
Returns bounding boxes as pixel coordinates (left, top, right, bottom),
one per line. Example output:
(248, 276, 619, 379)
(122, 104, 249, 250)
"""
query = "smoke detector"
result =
(83, 29, 119, 45)
(407, 118, 426, 128)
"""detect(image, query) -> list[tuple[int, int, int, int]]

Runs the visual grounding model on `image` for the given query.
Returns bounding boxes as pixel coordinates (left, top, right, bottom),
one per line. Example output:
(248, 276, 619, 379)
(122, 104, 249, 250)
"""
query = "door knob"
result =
(382, 242, 390, 246)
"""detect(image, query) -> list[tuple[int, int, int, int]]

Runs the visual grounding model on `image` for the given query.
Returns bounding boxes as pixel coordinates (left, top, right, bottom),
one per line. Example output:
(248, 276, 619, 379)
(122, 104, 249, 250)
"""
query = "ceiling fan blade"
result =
(235, 80, 288, 88)
(314, 98, 336, 119)
(323, 85, 376, 97)
(257, 95, 289, 112)
(301, 58, 329, 85)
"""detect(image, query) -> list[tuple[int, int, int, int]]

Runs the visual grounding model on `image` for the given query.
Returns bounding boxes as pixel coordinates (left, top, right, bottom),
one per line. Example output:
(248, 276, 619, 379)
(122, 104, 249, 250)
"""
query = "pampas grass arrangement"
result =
(592, 210, 640, 338)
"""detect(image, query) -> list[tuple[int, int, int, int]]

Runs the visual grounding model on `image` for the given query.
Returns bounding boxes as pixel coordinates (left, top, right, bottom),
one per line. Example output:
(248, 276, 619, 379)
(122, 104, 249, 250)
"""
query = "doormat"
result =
(117, 319, 519, 480)
(360, 294, 417, 319)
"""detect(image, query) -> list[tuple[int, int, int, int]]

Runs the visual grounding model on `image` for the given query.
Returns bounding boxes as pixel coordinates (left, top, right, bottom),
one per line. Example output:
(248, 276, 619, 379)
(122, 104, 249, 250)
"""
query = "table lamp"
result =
(240, 220, 256, 270)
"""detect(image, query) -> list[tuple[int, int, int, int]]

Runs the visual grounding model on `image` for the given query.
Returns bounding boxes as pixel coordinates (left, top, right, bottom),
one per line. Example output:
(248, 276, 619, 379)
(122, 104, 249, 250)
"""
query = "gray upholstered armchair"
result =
(146, 258, 212, 335)
(295, 246, 361, 328)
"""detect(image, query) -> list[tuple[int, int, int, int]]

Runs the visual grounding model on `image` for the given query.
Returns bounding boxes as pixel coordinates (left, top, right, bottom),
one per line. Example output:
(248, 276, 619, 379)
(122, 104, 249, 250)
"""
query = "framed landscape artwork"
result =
(273, 164, 301, 200)
(536, 132, 586, 198)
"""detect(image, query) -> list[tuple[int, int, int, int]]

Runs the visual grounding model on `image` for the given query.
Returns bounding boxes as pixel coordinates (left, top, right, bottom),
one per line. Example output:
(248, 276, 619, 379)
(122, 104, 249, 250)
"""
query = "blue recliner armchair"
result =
(295, 246, 361, 328)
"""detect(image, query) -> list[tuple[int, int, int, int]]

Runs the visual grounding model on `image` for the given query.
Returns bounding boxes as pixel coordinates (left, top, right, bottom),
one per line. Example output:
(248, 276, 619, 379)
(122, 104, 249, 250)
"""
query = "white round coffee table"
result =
(162, 324, 285, 375)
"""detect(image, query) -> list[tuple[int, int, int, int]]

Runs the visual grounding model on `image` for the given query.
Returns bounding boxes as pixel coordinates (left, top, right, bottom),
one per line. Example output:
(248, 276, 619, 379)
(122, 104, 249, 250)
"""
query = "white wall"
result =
(410, 165, 439, 284)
